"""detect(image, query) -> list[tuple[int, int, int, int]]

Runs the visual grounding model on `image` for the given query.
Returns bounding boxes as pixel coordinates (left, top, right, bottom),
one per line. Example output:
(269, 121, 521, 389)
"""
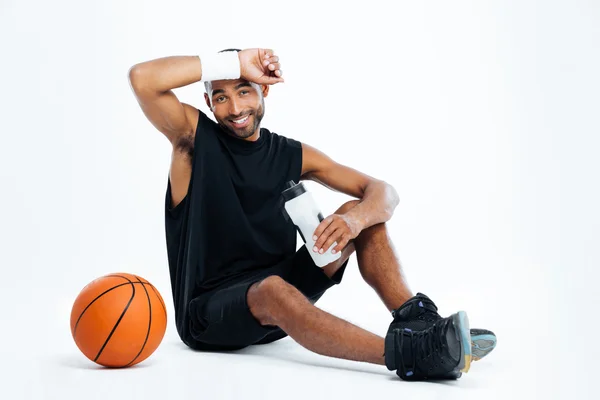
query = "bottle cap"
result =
(281, 180, 306, 201)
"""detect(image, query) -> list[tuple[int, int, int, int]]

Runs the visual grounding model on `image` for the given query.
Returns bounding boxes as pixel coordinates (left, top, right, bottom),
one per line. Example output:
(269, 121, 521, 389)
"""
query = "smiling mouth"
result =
(230, 114, 250, 124)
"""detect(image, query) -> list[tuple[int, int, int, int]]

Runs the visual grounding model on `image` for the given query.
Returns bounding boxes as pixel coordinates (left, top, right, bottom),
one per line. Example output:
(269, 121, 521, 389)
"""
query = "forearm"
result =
(346, 181, 399, 230)
(129, 56, 202, 93)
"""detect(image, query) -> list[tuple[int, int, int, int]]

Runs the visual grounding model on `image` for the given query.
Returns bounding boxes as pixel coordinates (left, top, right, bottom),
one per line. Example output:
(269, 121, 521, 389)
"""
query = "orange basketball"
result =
(70, 273, 167, 368)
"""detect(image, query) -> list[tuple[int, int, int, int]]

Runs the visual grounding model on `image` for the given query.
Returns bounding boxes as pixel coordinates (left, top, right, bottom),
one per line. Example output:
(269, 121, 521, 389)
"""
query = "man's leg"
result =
(247, 200, 471, 378)
(326, 200, 413, 311)
(247, 275, 385, 365)
(247, 274, 470, 380)
(245, 200, 413, 365)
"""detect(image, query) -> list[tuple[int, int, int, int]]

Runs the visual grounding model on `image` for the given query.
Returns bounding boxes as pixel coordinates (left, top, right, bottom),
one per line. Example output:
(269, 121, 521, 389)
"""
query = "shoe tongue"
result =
(395, 293, 438, 320)
(415, 293, 438, 312)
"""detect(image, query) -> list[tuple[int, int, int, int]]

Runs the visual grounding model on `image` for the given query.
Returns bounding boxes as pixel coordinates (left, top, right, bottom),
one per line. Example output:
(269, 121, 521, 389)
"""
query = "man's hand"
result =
(312, 214, 363, 255)
(238, 48, 284, 85)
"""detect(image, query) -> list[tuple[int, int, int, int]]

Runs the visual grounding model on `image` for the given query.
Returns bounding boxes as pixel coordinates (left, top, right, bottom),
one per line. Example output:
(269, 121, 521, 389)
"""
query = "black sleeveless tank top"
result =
(164, 109, 302, 347)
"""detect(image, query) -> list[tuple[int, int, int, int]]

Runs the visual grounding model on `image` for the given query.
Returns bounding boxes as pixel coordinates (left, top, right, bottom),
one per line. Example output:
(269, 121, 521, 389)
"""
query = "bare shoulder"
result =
(300, 142, 334, 178)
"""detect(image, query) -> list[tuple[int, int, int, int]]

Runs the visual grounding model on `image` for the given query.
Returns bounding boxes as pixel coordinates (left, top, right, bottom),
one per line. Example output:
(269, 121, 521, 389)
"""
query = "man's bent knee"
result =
(247, 275, 289, 326)
(335, 199, 360, 215)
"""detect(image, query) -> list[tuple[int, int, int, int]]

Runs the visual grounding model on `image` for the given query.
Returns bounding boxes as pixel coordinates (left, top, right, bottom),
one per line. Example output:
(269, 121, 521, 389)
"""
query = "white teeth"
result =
(233, 115, 249, 124)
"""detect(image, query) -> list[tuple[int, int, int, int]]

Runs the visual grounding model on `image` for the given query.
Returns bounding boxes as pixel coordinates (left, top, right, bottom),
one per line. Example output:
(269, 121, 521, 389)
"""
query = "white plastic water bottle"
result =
(281, 180, 342, 267)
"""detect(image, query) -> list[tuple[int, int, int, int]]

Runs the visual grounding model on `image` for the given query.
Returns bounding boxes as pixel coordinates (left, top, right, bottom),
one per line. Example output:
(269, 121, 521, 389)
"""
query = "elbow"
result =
(384, 181, 400, 214)
(390, 183, 400, 207)
(127, 64, 146, 92)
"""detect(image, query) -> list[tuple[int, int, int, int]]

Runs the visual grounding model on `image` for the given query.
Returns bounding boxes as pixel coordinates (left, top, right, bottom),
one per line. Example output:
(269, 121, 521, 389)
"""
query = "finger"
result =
(256, 75, 285, 85)
(263, 56, 279, 66)
(269, 69, 283, 78)
(313, 218, 335, 248)
(267, 62, 281, 71)
(314, 221, 339, 251)
(332, 235, 350, 254)
(313, 216, 334, 241)
(320, 228, 343, 254)
(263, 49, 275, 61)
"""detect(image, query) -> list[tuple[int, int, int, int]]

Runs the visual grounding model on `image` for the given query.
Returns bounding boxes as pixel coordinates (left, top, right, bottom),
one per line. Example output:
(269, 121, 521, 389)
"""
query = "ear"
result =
(204, 93, 212, 110)
(261, 84, 270, 98)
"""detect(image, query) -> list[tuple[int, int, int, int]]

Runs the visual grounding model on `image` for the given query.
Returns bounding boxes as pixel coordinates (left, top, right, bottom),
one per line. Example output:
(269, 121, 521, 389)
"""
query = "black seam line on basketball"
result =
(124, 276, 152, 367)
(73, 281, 133, 335)
(109, 275, 166, 319)
(108, 274, 164, 312)
(72, 281, 157, 336)
(94, 276, 136, 362)
(112, 274, 165, 318)
(147, 282, 167, 319)
(142, 281, 165, 316)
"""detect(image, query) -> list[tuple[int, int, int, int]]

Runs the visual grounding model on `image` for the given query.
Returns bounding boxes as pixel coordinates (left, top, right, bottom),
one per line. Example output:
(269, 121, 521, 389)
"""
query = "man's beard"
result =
(220, 101, 265, 139)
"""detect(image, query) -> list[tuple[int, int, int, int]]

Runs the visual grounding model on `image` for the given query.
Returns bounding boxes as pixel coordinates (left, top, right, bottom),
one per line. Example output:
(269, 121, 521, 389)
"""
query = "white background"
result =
(1, 0, 598, 398)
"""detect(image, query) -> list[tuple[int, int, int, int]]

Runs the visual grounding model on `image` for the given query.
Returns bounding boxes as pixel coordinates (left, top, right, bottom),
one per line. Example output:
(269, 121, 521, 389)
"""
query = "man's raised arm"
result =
(128, 56, 204, 144)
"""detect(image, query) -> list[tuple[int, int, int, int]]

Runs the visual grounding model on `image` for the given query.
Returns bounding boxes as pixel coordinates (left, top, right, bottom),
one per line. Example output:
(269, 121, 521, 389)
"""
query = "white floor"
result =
(1, 260, 589, 400)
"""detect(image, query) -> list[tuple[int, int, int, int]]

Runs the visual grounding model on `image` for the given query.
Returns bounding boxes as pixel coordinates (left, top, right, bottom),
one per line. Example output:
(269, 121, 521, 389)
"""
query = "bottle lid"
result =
(281, 180, 306, 201)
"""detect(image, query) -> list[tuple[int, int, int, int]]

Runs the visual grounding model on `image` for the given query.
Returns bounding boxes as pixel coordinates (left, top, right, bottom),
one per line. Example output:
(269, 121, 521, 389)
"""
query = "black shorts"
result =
(187, 245, 348, 351)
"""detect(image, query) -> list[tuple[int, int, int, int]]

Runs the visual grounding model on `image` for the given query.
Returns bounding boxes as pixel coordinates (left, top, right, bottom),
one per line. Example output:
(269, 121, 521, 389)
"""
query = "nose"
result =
(228, 98, 242, 117)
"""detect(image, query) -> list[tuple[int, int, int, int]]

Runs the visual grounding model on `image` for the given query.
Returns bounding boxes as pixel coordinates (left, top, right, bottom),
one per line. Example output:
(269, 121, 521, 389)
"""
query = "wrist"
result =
(199, 51, 240, 82)
(346, 209, 367, 232)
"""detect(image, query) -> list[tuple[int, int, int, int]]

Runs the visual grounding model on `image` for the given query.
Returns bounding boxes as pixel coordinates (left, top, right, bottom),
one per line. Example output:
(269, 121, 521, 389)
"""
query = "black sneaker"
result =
(384, 311, 472, 381)
(391, 293, 497, 361)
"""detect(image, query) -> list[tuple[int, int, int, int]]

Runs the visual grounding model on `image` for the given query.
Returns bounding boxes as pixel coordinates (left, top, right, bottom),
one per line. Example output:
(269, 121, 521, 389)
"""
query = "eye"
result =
(240, 90, 249, 95)
(216, 96, 226, 103)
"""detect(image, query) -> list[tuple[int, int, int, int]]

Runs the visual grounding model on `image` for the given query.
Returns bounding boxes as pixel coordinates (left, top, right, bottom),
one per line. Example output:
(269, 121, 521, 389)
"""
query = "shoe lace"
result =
(397, 318, 450, 376)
